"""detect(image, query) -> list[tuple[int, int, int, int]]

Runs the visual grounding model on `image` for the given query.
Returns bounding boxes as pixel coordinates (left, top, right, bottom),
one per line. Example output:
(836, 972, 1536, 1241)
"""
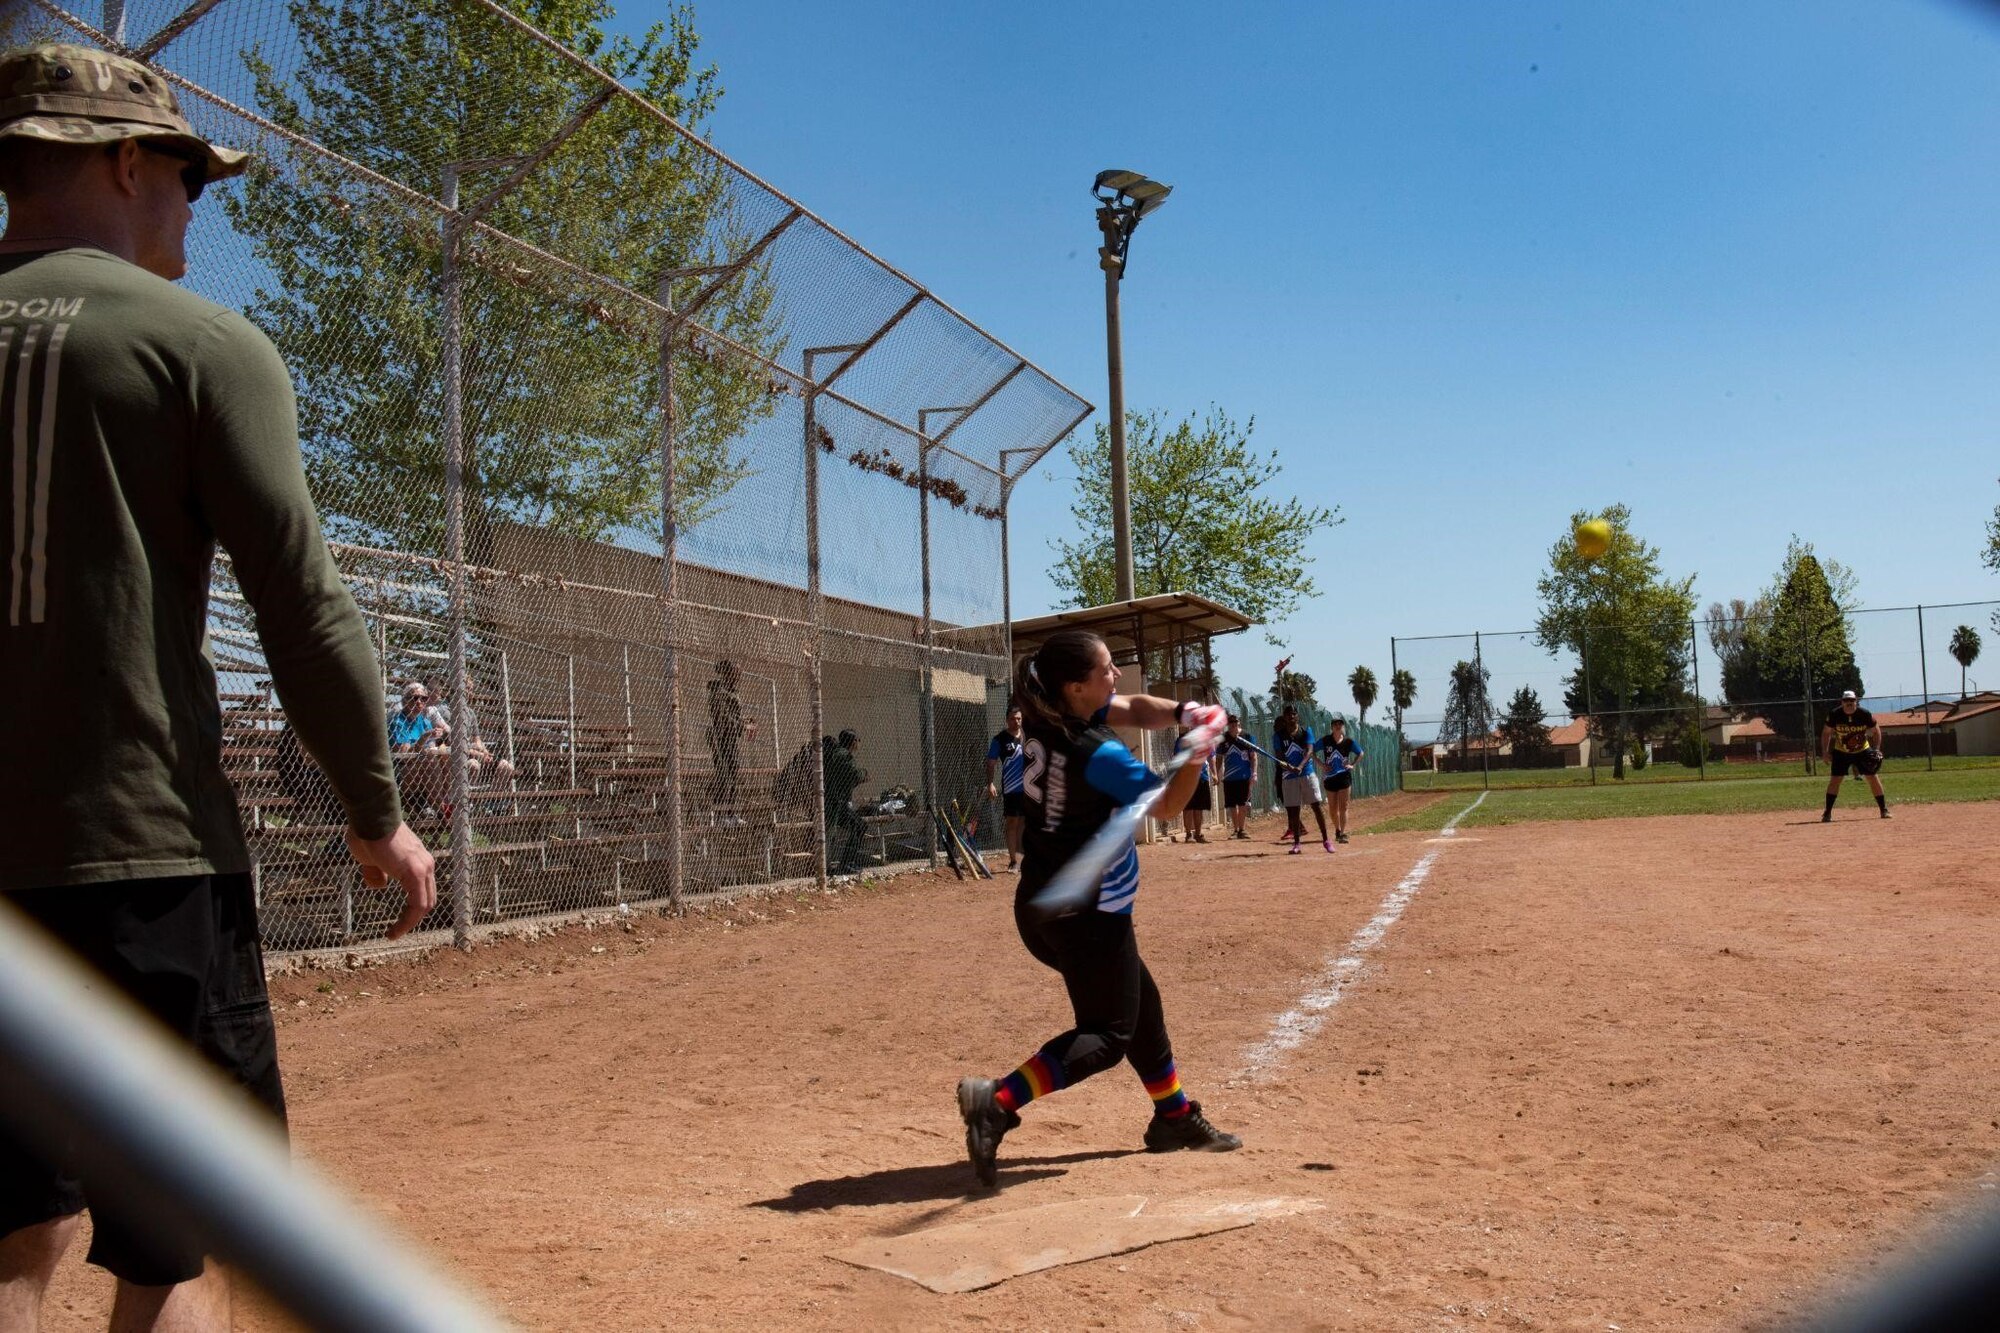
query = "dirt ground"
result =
(38, 795, 2000, 1331)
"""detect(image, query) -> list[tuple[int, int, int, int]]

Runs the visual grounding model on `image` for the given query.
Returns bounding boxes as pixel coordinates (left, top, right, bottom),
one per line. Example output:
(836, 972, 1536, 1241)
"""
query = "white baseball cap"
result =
(1840, 690, 1858, 700)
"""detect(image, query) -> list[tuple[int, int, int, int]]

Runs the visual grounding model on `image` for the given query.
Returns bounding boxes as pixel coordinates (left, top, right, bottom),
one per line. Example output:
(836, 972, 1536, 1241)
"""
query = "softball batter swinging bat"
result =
(1021, 735, 1211, 924)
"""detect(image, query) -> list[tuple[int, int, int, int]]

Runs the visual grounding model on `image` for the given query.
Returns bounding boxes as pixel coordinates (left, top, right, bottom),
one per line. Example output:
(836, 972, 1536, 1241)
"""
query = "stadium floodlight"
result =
(1092, 167, 1172, 603)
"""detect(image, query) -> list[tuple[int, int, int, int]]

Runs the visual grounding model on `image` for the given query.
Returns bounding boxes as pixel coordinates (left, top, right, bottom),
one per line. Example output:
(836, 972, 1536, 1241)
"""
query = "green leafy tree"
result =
(1052, 408, 1342, 624)
(1536, 505, 1697, 778)
(1347, 666, 1378, 729)
(224, 0, 780, 562)
(1440, 659, 1493, 765)
(1737, 538, 1864, 746)
(1496, 686, 1552, 765)
(1949, 624, 1981, 698)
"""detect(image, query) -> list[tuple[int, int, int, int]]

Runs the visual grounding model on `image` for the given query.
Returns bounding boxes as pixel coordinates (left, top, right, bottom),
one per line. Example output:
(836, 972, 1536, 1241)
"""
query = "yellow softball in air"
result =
(1574, 518, 1612, 559)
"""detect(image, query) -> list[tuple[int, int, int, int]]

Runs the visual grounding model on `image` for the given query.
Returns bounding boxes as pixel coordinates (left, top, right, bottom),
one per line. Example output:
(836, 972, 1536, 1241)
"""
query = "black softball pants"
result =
(1012, 888, 1173, 1085)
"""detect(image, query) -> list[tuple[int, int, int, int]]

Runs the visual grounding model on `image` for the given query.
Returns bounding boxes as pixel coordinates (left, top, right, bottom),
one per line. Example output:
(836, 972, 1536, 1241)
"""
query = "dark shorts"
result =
(1830, 749, 1876, 778)
(1002, 790, 1027, 818)
(1184, 779, 1212, 813)
(1325, 771, 1354, 794)
(0, 873, 287, 1286)
(1222, 778, 1252, 809)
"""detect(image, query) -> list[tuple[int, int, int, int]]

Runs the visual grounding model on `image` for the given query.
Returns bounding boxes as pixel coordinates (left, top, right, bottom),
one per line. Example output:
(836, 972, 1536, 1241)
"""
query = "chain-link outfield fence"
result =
(1391, 600, 2000, 790)
(12, 1, 1089, 950)
(1223, 689, 1399, 813)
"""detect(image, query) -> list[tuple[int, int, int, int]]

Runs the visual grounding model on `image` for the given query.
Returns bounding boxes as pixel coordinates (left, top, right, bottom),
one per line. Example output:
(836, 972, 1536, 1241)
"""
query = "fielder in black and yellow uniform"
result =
(1819, 690, 1889, 821)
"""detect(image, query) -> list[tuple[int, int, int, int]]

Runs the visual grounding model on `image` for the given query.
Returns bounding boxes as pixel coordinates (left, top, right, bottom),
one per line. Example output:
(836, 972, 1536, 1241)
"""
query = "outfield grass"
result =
(1401, 753, 2000, 792)
(1369, 765, 2000, 832)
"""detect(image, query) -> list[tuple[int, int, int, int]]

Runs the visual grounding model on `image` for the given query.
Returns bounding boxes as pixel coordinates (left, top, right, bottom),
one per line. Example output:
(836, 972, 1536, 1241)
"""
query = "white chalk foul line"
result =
(1232, 790, 1488, 1082)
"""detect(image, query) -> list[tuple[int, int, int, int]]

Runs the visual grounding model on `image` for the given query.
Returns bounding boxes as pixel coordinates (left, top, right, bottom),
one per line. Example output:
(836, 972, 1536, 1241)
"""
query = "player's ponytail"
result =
(1014, 629, 1107, 739)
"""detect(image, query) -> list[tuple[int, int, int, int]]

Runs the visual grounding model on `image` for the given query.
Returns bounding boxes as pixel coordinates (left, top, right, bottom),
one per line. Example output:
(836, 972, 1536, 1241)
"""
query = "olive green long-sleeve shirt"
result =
(0, 247, 400, 891)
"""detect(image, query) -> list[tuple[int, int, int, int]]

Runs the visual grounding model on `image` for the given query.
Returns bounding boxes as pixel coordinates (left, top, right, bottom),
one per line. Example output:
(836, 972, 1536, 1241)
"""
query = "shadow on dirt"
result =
(752, 1149, 1141, 1213)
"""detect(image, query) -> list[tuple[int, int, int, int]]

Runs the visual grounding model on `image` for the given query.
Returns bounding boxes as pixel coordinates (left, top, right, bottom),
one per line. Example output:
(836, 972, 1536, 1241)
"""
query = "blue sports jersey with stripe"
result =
(1018, 703, 1156, 914)
(1219, 735, 1255, 780)
(986, 729, 1026, 793)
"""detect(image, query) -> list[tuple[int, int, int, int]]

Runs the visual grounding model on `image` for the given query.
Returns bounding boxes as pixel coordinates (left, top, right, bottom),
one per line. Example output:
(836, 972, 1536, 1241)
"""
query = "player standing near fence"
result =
(1273, 706, 1331, 854)
(1820, 690, 1890, 822)
(983, 706, 1027, 871)
(955, 629, 1240, 1186)
(1217, 715, 1257, 840)
(1314, 718, 1364, 845)
(0, 44, 435, 1327)
(1174, 725, 1213, 844)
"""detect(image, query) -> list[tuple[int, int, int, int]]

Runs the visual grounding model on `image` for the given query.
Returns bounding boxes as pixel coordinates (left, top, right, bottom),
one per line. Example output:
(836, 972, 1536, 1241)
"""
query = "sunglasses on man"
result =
(135, 139, 209, 203)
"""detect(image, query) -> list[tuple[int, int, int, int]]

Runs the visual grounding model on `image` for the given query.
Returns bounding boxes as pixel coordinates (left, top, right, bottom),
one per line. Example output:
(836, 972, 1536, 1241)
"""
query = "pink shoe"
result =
(1323, 840, 1334, 853)
(1288, 840, 1302, 855)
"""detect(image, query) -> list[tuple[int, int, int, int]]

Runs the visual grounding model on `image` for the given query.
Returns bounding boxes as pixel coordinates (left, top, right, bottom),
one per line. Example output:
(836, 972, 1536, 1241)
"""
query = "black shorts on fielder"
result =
(1325, 771, 1354, 794)
(1002, 790, 1027, 818)
(1184, 779, 1212, 813)
(1829, 749, 1879, 778)
(0, 873, 287, 1287)
(1222, 778, 1251, 809)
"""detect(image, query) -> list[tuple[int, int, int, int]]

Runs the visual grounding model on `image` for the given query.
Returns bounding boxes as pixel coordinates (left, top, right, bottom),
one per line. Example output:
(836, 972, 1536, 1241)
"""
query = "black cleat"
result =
(1144, 1100, 1243, 1154)
(957, 1077, 1019, 1186)
(1821, 811, 1832, 823)
(1880, 808, 1893, 819)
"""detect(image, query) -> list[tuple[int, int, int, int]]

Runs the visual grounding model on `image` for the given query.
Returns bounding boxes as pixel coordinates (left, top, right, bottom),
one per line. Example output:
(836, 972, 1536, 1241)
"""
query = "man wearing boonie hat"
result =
(0, 43, 435, 1325)
(1819, 688, 1890, 822)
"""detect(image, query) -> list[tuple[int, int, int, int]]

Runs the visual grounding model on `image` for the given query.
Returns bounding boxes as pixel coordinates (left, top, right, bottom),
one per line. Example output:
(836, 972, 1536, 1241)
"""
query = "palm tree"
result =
(1390, 667, 1417, 734)
(1348, 666, 1379, 729)
(1948, 624, 1981, 699)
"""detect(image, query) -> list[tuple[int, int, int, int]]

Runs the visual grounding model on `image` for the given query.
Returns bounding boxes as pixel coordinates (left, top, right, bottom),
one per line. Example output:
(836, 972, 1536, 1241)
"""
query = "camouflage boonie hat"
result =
(0, 43, 247, 183)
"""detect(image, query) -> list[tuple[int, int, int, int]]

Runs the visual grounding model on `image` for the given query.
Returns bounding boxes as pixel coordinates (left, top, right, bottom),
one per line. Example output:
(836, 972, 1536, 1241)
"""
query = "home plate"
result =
(829, 1194, 1323, 1293)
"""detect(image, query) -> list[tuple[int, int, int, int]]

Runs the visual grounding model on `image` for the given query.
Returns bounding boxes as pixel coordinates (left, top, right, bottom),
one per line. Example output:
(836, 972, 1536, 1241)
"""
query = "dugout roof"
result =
(999, 592, 1253, 666)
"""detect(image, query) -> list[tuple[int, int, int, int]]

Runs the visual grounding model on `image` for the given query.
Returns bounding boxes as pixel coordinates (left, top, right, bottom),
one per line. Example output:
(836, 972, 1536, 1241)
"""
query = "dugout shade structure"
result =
(13, 0, 1091, 950)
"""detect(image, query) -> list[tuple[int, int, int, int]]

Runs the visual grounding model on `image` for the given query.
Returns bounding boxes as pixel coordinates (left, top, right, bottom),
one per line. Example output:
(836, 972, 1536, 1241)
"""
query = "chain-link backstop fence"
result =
(1392, 600, 2000, 789)
(10, 1, 1089, 950)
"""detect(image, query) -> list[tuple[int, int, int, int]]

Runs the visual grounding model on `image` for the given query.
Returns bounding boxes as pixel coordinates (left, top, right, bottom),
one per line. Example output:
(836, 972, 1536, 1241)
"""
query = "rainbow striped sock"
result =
(994, 1052, 1063, 1113)
(1141, 1061, 1190, 1118)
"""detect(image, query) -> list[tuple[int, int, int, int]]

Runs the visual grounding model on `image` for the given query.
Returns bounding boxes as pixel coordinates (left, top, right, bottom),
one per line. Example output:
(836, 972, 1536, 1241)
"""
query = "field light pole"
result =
(1094, 169, 1172, 603)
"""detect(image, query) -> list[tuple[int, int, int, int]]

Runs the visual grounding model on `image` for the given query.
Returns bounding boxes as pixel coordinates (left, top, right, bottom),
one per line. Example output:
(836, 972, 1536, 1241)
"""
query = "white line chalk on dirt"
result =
(1232, 791, 1488, 1082)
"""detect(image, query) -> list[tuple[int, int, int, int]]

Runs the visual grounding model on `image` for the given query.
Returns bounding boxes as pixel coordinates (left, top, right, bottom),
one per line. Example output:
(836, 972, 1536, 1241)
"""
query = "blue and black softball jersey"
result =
(986, 729, 1026, 793)
(1219, 735, 1256, 781)
(1019, 706, 1156, 915)
(1314, 734, 1362, 778)
(1274, 728, 1314, 777)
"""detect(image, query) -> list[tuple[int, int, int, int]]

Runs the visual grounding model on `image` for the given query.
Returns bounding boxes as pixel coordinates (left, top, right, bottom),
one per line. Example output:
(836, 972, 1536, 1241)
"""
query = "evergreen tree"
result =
(1497, 686, 1552, 765)
(1440, 659, 1493, 765)
(1738, 538, 1863, 744)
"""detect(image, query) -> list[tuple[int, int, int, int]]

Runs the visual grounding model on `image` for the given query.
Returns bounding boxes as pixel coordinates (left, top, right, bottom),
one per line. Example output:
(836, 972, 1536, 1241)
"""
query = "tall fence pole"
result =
(1800, 607, 1815, 776)
(1917, 604, 1934, 772)
(1389, 637, 1406, 792)
(439, 166, 474, 949)
(917, 434, 938, 869)
(1474, 631, 1490, 790)
(1689, 619, 1707, 780)
(1582, 621, 1597, 785)
(656, 278, 684, 912)
(803, 354, 828, 891)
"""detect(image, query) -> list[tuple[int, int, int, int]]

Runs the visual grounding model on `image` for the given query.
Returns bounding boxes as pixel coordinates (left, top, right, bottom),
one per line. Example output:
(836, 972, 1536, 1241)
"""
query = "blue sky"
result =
(613, 1, 2000, 712)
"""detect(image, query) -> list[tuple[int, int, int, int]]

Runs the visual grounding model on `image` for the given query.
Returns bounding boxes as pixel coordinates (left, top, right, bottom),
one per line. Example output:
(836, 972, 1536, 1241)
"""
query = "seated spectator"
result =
(430, 676, 515, 789)
(387, 681, 450, 811)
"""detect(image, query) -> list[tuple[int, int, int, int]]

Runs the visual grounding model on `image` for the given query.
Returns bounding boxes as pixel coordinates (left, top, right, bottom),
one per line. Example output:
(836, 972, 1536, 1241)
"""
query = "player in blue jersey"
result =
(1273, 705, 1331, 854)
(1314, 718, 1365, 844)
(984, 706, 1028, 870)
(955, 629, 1240, 1185)
(1216, 715, 1258, 840)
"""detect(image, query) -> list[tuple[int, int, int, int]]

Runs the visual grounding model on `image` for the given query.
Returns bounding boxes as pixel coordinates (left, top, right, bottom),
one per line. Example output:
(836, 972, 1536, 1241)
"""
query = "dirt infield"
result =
(40, 797, 2000, 1330)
